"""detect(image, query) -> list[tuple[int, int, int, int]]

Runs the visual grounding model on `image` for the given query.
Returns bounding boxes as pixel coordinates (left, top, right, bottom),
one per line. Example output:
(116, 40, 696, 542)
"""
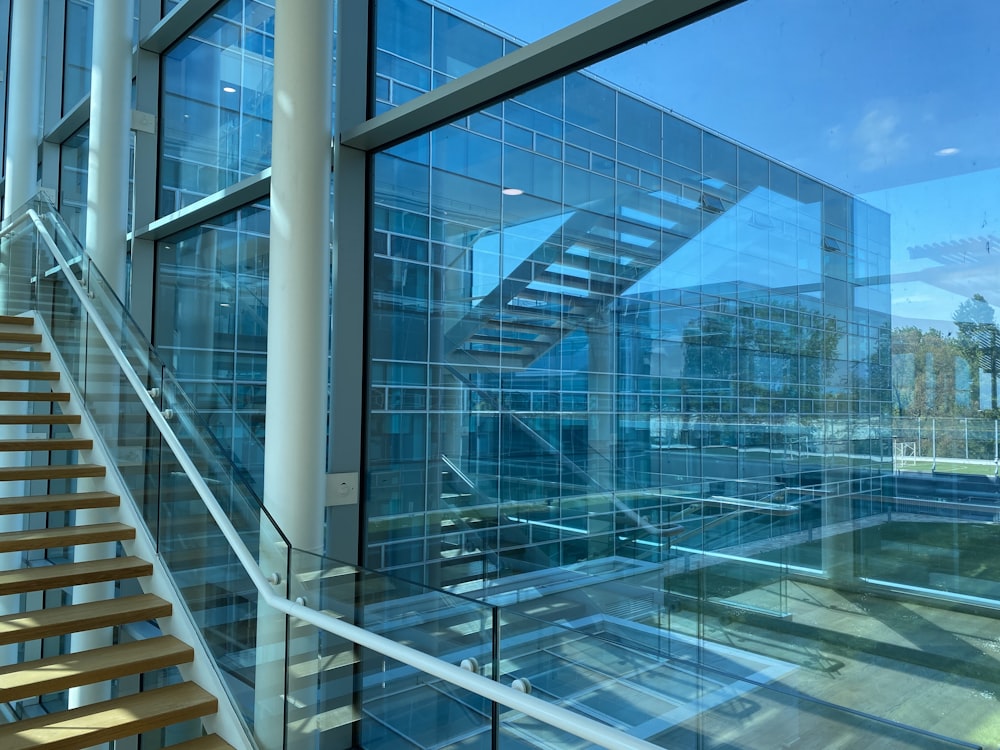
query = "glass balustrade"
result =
(1, 195, 291, 747)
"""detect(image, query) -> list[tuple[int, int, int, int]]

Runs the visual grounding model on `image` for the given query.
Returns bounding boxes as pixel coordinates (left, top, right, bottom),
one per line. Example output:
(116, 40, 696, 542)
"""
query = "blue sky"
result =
(442, 0, 1000, 331)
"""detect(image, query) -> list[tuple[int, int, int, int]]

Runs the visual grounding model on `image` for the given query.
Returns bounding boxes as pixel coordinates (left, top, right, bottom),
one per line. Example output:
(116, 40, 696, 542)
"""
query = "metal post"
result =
(328, 0, 370, 565)
(265, 0, 332, 559)
(1, 0, 44, 221)
(258, 2, 334, 748)
(67, 0, 134, 712)
(931, 418, 937, 472)
(0, 0, 45, 670)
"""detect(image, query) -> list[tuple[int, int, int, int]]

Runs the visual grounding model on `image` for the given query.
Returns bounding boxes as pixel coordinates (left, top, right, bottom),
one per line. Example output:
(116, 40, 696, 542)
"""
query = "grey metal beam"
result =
(340, 0, 741, 152)
(44, 96, 90, 145)
(326, 0, 369, 573)
(139, 0, 217, 54)
(132, 168, 270, 241)
(128, 0, 165, 340)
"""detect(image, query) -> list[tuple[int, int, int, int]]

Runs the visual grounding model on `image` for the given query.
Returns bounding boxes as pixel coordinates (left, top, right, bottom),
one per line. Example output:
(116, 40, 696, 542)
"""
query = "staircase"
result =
(0, 314, 235, 749)
(443, 188, 726, 372)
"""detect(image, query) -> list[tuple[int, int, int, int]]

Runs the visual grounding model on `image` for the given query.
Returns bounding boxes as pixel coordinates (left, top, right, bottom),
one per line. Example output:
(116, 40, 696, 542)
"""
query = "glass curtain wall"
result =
(158, 0, 276, 214)
(58, 125, 89, 239)
(62, 0, 94, 111)
(8, 0, 1000, 746)
(154, 202, 270, 490)
(367, 0, 889, 593)
(364, 1, 1000, 746)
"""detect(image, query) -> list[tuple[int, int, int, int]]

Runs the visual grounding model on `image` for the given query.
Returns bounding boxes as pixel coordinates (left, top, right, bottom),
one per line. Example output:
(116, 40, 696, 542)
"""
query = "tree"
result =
(890, 326, 965, 417)
(953, 294, 1000, 413)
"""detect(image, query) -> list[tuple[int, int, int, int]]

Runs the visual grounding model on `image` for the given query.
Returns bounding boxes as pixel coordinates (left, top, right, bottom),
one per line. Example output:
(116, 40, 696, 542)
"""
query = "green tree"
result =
(890, 326, 967, 417)
(953, 293, 1000, 413)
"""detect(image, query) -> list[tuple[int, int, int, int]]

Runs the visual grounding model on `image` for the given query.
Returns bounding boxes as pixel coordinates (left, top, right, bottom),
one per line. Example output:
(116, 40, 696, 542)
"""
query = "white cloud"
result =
(853, 104, 910, 172)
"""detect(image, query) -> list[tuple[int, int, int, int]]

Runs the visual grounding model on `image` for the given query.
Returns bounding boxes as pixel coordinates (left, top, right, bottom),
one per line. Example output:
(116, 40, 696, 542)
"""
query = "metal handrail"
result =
(20, 207, 661, 750)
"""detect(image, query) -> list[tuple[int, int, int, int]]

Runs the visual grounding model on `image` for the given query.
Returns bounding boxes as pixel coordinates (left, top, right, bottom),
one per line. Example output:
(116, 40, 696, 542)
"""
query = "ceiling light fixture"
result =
(501, 187, 524, 196)
(934, 147, 959, 157)
(223, 86, 237, 93)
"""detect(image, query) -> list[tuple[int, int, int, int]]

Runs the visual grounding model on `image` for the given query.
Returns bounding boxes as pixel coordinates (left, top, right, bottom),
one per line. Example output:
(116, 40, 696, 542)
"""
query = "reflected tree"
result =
(953, 293, 1000, 413)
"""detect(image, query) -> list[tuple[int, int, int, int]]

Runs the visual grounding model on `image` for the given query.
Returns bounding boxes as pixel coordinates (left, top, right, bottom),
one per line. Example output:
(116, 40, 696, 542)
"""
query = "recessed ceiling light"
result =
(935, 147, 959, 157)
(501, 187, 524, 196)
(223, 86, 237, 93)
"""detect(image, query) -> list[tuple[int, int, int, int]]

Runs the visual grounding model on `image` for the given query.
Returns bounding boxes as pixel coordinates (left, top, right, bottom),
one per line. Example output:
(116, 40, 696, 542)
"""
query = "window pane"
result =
(154, 201, 270, 486)
(366, 2, 1000, 747)
(159, 0, 299, 215)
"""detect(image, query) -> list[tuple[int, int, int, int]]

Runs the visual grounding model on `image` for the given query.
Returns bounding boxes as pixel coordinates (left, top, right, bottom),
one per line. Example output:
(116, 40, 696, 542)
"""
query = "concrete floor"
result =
(659, 578, 1000, 748)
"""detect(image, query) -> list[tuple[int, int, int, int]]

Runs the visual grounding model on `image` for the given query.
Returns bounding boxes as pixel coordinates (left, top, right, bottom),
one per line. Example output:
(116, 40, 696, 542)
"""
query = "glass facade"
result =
(154, 201, 270, 489)
(367, 45, 893, 592)
(58, 124, 89, 239)
(62, 0, 94, 110)
(7, 0, 1000, 747)
(159, 0, 277, 214)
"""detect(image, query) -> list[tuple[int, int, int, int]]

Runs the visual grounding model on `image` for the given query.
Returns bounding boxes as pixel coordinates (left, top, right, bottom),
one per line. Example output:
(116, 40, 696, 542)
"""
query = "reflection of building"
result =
(365, 1, 893, 586)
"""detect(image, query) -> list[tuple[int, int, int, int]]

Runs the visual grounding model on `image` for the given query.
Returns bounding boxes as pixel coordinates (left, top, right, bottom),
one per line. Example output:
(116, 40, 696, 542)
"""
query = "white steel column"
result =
(1, 0, 44, 311)
(68, 0, 133, 711)
(84, 0, 132, 290)
(265, 0, 331, 567)
(257, 2, 333, 748)
(0, 0, 45, 670)
(2, 0, 44, 219)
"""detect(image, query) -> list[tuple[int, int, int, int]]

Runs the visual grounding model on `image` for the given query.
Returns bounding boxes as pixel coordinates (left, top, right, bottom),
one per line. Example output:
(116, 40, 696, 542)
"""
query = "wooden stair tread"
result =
(0, 369, 59, 380)
(0, 593, 171, 646)
(0, 391, 70, 401)
(0, 463, 105, 481)
(0, 522, 135, 552)
(0, 350, 49, 361)
(0, 331, 41, 343)
(0, 681, 218, 750)
(0, 635, 193, 702)
(0, 413, 80, 425)
(0, 490, 119, 515)
(0, 316, 34, 327)
(0, 556, 152, 595)
(0, 437, 92, 452)
(166, 736, 236, 750)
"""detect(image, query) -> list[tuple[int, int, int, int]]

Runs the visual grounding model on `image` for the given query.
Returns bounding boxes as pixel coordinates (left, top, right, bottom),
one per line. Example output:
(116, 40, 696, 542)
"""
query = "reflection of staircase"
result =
(445, 192, 719, 370)
(0, 315, 233, 749)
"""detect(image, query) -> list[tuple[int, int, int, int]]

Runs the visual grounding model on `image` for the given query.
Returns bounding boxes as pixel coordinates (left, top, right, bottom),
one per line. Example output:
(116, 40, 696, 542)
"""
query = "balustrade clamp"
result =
(266, 572, 282, 586)
(161, 408, 175, 420)
(148, 387, 161, 398)
(294, 596, 308, 607)
(460, 657, 479, 674)
(511, 677, 532, 695)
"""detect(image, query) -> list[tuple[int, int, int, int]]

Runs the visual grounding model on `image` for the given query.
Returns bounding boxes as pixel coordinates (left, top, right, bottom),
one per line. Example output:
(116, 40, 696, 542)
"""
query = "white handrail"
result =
(24, 208, 662, 750)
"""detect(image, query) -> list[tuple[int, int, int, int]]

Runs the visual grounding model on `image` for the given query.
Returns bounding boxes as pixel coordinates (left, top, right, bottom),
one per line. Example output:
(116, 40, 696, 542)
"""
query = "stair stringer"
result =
(30, 312, 258, 750)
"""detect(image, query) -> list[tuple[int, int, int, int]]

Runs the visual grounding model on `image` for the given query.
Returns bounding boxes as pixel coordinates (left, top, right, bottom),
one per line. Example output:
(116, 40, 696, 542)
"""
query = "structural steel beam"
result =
(341, 0, 741, 152)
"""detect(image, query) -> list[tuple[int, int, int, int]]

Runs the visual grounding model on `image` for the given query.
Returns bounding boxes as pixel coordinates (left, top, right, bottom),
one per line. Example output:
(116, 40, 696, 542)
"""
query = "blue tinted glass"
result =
(432, 9, 503, 80)
(565, 73, 616, 138)
(63, 0, 94, 110)
(59, 126, 90, 239)
(377, 0, 432, 67)
(154, 201, 270, 485)
(159, 0, 293, 215)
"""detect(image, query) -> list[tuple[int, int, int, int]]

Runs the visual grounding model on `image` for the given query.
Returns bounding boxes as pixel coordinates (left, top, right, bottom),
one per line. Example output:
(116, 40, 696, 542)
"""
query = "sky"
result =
(440, 0, 1000, 331)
